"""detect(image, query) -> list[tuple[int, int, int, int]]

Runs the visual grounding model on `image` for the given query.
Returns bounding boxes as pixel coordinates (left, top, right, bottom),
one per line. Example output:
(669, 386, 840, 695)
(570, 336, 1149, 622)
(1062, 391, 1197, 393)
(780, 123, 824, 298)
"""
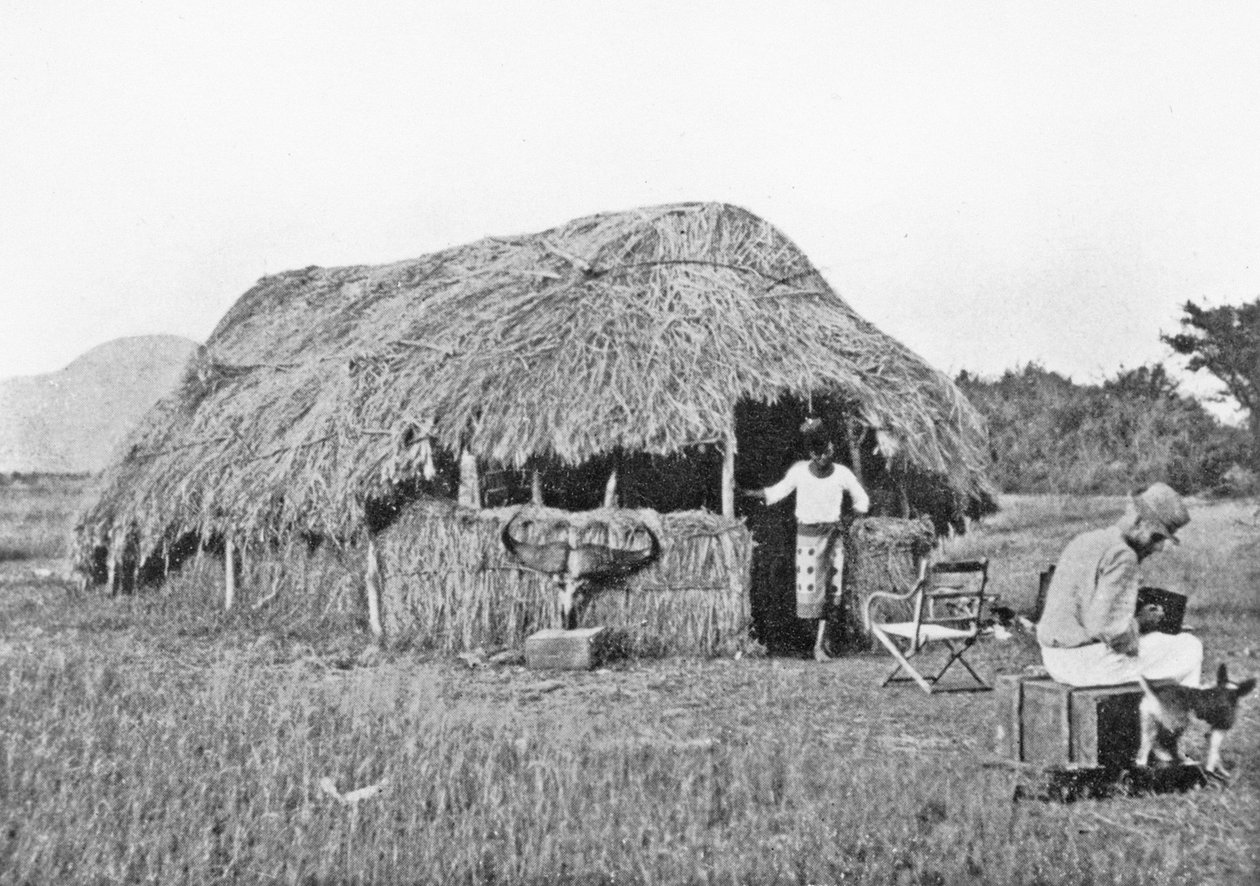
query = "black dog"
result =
(1135, 664, 1255, 778)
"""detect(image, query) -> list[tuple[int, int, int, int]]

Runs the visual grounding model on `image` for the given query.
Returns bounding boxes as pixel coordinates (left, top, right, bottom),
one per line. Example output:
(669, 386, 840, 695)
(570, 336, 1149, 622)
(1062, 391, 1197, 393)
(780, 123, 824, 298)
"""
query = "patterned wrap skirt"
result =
(795, 522, 844, 619)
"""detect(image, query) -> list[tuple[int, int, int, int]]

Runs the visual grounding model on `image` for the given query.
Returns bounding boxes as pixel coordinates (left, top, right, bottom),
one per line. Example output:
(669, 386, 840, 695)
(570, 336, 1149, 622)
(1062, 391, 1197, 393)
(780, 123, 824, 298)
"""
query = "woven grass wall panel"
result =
(378, 500, 751, 655)
(156, 544, 366, 632)
(242, 543, 367, 626)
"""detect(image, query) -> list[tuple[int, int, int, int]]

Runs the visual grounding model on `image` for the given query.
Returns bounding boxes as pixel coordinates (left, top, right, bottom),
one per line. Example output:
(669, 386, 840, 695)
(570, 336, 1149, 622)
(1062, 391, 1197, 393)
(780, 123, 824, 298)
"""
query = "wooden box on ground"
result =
(526, 627, 609, 670)
(996, 675, 1143, 770)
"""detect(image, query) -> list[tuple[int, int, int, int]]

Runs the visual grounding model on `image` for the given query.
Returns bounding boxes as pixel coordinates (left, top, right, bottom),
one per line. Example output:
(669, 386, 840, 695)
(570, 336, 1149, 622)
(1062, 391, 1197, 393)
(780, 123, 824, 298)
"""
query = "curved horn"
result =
(500, 512, 569, 575)
(609, 524, 661, 571)
(569, 524, 661, 580)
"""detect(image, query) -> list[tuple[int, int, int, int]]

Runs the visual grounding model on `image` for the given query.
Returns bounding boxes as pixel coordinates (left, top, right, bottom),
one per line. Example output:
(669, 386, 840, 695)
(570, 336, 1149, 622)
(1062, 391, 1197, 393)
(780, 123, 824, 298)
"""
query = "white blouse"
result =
(763, 461, 870, 524)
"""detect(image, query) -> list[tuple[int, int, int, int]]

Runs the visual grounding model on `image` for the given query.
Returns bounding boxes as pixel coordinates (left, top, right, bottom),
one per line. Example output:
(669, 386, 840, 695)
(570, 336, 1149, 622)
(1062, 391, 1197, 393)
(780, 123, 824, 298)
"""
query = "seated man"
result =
(1037, 482, 1202, 687)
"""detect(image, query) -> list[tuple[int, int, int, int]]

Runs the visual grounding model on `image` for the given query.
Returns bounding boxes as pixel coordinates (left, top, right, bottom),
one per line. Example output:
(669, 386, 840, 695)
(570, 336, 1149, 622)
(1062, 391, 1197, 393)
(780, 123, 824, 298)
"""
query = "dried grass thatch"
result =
(378, 498, 751, 655)
(76, 202, 990, 567)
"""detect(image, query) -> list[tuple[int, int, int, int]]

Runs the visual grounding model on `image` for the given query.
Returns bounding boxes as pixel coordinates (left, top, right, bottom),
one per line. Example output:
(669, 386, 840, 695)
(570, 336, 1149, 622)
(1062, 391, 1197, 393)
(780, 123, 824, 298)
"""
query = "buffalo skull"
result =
(500, 509, 661, 629)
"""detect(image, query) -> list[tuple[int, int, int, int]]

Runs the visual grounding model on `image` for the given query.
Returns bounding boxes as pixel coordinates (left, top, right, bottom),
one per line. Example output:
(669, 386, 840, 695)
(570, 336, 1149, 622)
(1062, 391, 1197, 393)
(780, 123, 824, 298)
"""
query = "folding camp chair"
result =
(865, 557, 992, 693)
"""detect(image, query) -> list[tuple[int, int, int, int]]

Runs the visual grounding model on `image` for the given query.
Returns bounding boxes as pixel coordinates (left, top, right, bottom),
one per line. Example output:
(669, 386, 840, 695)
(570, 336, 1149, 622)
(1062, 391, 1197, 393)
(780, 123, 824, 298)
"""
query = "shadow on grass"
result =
(1016, 764, 1210, 803)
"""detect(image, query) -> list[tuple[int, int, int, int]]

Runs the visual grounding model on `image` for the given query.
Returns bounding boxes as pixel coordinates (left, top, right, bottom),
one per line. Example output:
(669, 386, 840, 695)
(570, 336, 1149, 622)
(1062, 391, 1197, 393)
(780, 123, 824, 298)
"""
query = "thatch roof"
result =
(77, 202, 990, 559)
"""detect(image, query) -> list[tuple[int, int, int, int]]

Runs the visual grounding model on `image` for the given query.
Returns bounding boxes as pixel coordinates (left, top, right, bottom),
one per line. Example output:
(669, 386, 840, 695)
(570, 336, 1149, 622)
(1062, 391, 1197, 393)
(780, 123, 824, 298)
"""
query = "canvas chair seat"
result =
(865, 557, 991, 694)
(876, 621, 977, 644)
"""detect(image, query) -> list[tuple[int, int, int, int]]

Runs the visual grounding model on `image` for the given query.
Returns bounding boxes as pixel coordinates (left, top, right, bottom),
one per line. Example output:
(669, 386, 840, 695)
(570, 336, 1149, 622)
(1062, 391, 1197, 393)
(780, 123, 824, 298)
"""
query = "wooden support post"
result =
(106, 554, 118, 598)
(869, 424, 909, 517)
(420, 439, 436, 481)
(365, 538, 384, 640)
(458, 448, 481, 508)
(603, 469, 618, 508)
(845, 419, 865, 487)
(224, 536, 236, 611)
(531, 469, 544, 506)
(721, 428, 736, 520)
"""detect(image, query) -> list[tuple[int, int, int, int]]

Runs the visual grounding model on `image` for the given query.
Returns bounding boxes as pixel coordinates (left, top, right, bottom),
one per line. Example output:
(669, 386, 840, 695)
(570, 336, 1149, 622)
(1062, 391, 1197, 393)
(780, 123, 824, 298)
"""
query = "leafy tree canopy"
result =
(1163, 298, 1260, 467)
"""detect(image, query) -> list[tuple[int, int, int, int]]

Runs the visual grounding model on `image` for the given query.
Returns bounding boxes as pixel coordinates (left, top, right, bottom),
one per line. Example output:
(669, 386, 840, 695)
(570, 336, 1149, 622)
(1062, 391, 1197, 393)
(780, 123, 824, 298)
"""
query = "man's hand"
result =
(1137, 602, 1165, 633)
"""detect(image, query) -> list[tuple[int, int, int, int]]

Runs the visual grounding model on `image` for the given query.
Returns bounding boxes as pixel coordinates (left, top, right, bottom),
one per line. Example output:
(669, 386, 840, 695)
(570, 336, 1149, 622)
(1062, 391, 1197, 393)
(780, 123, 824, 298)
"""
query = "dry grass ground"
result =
(1, 479, 1257, 884)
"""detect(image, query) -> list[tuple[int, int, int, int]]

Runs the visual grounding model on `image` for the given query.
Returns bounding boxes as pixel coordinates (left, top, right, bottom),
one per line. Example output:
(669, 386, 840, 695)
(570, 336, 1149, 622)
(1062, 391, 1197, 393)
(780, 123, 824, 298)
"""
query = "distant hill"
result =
(0, 335, 199, 474)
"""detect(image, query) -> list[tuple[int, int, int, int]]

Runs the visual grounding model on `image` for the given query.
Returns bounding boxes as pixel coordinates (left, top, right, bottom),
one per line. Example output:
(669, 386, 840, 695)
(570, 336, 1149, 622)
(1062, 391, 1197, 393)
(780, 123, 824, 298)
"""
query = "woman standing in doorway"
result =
(741, 428, 870, 660)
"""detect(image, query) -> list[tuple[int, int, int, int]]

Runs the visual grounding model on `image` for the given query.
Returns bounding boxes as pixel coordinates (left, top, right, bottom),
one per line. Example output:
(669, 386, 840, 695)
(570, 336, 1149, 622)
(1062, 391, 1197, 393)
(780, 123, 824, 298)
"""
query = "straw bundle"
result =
(75, 202, 991, 574)
(841, 515, 937, 649)
(378, 499, 750, 655)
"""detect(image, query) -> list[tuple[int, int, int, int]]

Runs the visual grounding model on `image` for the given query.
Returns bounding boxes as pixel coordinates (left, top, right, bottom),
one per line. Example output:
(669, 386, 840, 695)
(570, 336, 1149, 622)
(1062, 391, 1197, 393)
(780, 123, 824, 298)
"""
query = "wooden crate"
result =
(526, 627, 608, 670)
(996, 675, 1143, 770)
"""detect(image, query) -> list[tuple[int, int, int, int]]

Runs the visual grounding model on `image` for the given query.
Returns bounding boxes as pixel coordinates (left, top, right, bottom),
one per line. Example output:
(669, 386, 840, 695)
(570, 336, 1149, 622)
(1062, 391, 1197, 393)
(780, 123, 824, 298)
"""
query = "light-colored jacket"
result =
(1037, 524, 1141, 655)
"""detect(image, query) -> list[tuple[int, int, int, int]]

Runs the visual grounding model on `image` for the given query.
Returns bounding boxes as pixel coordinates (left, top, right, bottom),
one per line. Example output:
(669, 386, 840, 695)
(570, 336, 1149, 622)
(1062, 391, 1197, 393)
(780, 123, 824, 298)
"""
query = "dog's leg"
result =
(1172, 735, 1196, 766)
(1204, 729, 1227, 777)
(1164, 732, 1192, 765)
(1135, 696, 1161, 766)
(1135, 719, 1160, 767)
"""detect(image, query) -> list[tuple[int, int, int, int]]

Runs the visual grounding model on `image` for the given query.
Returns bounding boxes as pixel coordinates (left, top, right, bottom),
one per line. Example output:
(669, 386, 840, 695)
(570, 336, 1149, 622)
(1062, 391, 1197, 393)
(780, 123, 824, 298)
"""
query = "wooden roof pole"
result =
(224, 536, 236, 611)
(458, 448, 481, 508)
(845, 417, 866, 487)
(603, 469, 619, 508)
(871, 423, 910, 518)
(365, 538, 384, 639)
(721, 424, 736, 520)
(531, 469, 544, 506)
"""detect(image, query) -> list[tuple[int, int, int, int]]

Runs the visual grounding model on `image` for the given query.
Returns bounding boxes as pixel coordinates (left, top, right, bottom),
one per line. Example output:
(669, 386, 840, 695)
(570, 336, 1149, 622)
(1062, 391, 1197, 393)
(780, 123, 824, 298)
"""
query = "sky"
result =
(3, 1, 1258, 420)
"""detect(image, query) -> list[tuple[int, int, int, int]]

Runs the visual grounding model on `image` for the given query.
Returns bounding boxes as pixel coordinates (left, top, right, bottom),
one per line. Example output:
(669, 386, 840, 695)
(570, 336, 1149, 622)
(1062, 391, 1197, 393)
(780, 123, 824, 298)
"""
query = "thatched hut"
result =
(75, 202, 991, 654)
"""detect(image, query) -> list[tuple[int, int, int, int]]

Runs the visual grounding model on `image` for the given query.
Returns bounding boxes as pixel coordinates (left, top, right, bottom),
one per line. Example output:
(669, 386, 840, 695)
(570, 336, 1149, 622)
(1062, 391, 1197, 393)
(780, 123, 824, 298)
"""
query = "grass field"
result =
(0, 478, 1257, 884)
(0, 474, 90, 563)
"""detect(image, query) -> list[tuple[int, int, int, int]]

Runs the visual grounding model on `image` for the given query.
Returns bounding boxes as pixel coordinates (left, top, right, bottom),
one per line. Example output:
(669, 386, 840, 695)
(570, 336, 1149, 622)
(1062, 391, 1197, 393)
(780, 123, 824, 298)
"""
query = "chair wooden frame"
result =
(865, 557, 992, 693)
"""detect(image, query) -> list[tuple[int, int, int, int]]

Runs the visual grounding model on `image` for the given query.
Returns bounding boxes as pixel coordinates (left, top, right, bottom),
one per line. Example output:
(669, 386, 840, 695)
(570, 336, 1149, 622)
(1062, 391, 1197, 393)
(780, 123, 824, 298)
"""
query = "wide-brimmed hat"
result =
(1132, 482, 1190, 543)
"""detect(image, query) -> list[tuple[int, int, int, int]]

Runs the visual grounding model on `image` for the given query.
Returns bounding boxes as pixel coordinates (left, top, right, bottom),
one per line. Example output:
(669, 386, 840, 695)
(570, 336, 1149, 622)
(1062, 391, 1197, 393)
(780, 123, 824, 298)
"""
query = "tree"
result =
(1102, 363, 1180, 402)
(1163, 299, 1260, 469)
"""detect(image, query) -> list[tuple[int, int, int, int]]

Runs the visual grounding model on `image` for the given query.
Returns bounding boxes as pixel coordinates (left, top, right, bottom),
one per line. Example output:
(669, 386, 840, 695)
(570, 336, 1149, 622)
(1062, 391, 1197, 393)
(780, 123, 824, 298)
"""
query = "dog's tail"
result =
(1134, 673, 1173, 726)
(1135, 673, 1166, 708)
(1135, 672, 1163, 709)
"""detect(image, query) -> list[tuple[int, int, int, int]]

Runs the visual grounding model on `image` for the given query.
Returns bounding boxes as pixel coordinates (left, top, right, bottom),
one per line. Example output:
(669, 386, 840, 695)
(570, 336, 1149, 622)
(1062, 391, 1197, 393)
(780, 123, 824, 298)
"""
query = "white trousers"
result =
(1040, 632, 1203, 688)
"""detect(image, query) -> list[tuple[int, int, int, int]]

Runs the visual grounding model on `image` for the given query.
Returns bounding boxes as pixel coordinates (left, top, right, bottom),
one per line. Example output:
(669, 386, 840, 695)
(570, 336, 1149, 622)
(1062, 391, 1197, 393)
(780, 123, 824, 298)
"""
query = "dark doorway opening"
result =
(733, 395, 886, 657)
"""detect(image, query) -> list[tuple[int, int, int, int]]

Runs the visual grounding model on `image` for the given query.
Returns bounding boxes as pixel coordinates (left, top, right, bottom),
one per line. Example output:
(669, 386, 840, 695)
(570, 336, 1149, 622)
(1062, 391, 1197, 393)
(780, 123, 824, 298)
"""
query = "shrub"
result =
(956, 363, 1249, 495)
